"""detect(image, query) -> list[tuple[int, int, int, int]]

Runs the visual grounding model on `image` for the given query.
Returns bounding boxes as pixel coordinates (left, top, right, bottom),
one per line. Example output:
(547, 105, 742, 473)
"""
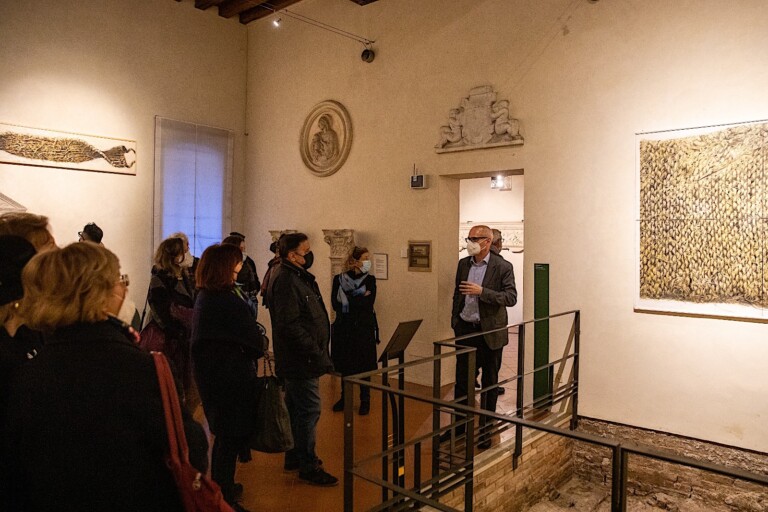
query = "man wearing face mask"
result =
(266, 233, 337, 487)
(169, 232, 198, 277)
(444, 225, 517, 450)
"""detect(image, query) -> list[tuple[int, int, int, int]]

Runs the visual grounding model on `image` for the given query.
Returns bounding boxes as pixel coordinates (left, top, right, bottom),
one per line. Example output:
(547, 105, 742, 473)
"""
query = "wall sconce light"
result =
(272, 17, 282, 27)
(490, 175, 513, 191)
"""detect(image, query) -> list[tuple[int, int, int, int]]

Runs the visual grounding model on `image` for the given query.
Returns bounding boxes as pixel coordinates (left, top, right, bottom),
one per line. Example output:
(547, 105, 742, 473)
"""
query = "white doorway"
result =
(458, 174, 524, 325)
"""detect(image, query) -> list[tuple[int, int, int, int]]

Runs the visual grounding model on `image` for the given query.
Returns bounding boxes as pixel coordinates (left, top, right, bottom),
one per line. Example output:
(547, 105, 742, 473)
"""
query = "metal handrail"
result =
(342, 310, 768, 511)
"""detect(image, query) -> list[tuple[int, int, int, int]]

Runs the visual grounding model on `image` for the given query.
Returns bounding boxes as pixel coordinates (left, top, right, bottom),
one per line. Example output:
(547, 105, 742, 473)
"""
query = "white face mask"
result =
(360, 260, 372, 274)
(116, 294, 137, 326)
(466, 241, 482, 256)
(180, 251, 194, 268)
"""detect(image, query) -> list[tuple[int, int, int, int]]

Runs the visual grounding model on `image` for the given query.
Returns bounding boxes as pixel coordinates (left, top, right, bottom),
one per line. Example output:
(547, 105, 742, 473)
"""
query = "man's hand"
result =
(459, 281, 482, 296)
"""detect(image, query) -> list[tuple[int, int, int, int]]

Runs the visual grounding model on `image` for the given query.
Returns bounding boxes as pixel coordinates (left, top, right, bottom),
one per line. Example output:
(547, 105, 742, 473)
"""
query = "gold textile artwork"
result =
(638, 122, 767, 312)
(0, 123, 136, 175)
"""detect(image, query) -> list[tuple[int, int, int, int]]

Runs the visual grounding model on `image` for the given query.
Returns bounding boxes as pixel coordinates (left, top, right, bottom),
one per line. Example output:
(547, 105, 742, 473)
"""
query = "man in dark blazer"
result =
(447, 224, 517, 449)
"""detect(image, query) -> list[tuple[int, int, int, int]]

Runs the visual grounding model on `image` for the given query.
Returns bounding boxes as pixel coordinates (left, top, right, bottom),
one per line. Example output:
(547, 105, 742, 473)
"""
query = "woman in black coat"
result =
(2, 242, 208, 512)
(191, 243, 266, 511)
(147, 236, 197, 409)
(330, 246, 378, 415)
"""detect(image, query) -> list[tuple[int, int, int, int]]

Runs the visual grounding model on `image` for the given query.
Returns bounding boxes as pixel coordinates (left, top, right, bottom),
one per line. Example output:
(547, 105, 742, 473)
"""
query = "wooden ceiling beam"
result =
(239, 0, 303, 24)
(195, 0, 226, 9)
(218, 0, 265, 19)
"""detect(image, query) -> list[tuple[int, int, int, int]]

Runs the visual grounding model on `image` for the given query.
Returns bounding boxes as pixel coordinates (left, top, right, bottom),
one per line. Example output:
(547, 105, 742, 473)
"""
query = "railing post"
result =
(611, 446, 627, 512)
(570, 310, 580, 430)
(432, 343, 441, 499)
(344, 378, 354, 512)
(513, 323, 525, 469)
(381, 360, 389, 503)
(464, 349, 475, 512)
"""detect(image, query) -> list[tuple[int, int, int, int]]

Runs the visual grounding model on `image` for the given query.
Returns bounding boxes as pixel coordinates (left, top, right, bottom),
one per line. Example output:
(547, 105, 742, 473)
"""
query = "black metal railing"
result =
(342, 311, 768, 511)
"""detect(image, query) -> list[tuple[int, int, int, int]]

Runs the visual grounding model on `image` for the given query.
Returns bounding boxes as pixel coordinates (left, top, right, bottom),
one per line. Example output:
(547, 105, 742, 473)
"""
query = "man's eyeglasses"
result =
(119, 274, 130, 287)
(465, 237, 489, 243)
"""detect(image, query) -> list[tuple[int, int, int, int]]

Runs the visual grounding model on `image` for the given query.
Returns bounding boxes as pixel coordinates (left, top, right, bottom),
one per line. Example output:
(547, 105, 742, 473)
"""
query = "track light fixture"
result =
(262, 3, 375, 55)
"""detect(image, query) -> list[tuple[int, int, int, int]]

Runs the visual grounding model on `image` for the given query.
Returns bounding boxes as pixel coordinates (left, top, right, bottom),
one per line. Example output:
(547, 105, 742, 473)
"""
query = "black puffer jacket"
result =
(267, 261, 333, 380)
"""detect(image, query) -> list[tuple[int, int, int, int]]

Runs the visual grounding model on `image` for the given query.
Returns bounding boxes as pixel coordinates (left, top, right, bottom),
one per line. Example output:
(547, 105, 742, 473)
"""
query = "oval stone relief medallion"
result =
(299, 100, 352, 177)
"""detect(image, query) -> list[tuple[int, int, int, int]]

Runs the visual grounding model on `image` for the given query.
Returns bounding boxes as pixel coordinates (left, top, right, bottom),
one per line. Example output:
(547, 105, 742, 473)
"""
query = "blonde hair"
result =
(154, 237, 184, 276)
(0, 212, 54, 251)
(21, 243, 119, 331)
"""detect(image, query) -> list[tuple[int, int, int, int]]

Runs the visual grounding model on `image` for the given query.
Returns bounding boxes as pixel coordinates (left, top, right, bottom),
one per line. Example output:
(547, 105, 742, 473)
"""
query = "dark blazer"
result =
(267, 261, 333, 380)
(451, 251, 517, 350)
(2, 321, 208, 512)
(191, 289, 266, 437)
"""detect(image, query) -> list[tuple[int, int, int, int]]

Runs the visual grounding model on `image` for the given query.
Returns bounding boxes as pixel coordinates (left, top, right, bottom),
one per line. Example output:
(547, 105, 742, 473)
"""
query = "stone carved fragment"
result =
(435, 86, 523, 153)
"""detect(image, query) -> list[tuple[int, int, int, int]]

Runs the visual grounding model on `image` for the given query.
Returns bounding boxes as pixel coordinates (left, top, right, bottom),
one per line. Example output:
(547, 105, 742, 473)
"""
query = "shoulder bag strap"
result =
(152, 351, 190, 464)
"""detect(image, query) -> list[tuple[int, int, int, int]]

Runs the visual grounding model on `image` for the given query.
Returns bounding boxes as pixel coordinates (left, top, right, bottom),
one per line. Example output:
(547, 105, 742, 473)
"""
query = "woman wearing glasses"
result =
(2, 243, 208, 511)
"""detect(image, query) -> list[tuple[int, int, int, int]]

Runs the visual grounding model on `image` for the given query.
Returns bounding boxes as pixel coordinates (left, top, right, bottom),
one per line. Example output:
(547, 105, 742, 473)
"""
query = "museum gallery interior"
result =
(1, 0, 768, 510)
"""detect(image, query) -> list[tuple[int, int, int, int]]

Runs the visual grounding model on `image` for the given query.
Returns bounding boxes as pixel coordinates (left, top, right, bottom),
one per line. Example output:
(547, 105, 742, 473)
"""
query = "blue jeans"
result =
(283, 377, 321, 473)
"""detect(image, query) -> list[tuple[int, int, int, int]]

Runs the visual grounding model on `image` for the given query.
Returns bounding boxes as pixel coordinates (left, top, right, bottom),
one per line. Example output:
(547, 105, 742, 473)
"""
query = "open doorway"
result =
(458, 173, 524, 325)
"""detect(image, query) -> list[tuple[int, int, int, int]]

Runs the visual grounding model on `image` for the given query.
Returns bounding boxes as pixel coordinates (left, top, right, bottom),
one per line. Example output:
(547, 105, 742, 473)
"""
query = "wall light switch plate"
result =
(400, 248, 408, 258)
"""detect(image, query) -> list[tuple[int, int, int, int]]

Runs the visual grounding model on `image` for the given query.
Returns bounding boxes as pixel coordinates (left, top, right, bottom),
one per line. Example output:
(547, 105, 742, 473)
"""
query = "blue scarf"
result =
(336, 272, 367, 313)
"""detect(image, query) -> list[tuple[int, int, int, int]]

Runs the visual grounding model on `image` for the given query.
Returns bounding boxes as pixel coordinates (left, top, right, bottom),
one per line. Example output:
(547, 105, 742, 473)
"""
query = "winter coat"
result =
(2, 320, 208, 512)
(330, 271, 378, 376)
(191, 288, 266, 437)
(267, 261, 333, 380)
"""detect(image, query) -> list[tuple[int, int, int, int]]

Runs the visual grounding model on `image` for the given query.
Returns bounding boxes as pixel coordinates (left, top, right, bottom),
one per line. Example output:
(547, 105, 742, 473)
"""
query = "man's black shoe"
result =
(284, 458, 323, 472)
(497, 387, 506, 396)
(359, 401, 370, 415)
(332, 398, 344, 412)
(299, 467, 339, 487)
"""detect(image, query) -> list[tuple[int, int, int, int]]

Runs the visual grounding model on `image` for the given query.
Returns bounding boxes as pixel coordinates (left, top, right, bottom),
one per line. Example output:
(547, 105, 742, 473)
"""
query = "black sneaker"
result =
(299, 467, 339, 487)
(284, 457, 322, 472)
(358, 401, 370, 416)
(332, 398, 344, 412)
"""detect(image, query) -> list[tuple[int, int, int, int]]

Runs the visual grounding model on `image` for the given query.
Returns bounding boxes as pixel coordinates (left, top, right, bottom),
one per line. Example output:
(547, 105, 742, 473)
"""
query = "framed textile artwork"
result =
(0, 122, 136, 175)
(635, 120, 768, 320)
(299, 100, 352, 177)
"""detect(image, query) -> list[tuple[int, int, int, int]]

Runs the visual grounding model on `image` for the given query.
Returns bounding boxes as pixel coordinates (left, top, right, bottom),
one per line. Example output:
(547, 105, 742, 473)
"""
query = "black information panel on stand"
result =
(378, 319, 422, 502)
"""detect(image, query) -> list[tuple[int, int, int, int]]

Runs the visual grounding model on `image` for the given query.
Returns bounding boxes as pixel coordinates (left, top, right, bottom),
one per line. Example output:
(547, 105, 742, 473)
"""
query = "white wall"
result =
(245, 0, 768, 452)
(459, 175, 524, 325)
(0, 0, 247, 304)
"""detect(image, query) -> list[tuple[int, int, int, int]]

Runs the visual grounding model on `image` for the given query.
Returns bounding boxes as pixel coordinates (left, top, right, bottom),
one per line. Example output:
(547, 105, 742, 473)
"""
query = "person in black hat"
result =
(78, 222, 103, 245)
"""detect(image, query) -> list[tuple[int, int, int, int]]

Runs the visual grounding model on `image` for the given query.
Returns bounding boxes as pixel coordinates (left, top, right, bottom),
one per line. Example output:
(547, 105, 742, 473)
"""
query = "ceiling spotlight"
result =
(272, 17, 282, 27)
(361, 48, 375, 63)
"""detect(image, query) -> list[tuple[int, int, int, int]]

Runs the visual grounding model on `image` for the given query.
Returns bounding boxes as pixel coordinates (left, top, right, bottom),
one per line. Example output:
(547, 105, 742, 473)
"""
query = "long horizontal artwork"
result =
(0, 123, 136, 175)
(635, 120, 767, 320)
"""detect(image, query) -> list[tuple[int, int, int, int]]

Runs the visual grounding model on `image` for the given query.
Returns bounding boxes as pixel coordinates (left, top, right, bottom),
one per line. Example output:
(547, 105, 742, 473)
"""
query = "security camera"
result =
(361, 48, 375, 63)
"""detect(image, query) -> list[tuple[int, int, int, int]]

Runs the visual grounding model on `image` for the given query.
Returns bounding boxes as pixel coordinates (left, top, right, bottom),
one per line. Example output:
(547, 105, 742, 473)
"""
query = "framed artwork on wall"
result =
(299, 100, 352, 177)
(408, 240, 432, 272)
(635, 119, 768, 321)
(0, 122, 136, 175)
(372, 253, 388, 280)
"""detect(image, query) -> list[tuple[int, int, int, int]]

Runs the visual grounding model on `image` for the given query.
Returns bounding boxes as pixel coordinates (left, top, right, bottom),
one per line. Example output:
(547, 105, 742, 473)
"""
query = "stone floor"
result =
(528, 478, 733, 512)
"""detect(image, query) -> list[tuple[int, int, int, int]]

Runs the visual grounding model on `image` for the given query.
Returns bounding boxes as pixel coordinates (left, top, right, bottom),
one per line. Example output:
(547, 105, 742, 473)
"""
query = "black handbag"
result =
(249, 354, 294, 453)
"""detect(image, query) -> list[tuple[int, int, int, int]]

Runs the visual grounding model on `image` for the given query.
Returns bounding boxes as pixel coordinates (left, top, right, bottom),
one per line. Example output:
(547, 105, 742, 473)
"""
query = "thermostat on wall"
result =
(410, 174, 427, 189)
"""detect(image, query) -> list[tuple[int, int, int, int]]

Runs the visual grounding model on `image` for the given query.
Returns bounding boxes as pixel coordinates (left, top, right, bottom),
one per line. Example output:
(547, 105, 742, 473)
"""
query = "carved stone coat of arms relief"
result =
(435, 85, 524, 153)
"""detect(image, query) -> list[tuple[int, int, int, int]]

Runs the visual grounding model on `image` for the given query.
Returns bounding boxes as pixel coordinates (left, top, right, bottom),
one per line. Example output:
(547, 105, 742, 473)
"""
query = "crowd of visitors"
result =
(0, 212, 389, 511)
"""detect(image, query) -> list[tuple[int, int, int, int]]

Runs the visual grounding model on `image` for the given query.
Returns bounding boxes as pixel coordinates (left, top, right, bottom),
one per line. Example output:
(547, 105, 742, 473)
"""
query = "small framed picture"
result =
(408, 240, 432, 272)
(372, 253, 388, 280)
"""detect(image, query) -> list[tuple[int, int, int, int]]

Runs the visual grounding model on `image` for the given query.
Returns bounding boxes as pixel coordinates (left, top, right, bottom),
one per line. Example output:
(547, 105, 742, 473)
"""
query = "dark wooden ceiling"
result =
(182, 0, 379, 25)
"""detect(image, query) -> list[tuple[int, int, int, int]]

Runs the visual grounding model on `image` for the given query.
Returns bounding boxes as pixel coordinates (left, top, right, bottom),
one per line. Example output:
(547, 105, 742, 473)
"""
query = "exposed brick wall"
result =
(574, 418, 768, 511)
(441, 432, 574, 511)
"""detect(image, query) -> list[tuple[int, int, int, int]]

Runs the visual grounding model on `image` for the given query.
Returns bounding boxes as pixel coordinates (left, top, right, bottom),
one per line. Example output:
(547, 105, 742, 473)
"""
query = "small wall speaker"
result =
(410, 175, 427, 189)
